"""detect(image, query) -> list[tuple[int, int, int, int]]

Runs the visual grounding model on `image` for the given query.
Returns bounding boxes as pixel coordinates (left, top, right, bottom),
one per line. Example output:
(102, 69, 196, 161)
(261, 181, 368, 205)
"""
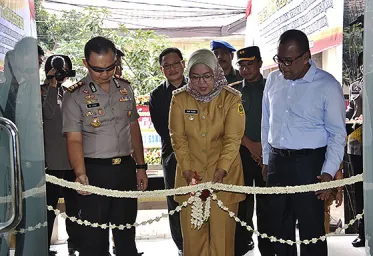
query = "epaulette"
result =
(66, 81, 85, 92)
(223, 85, 242, 96)
(114, 75, 131, 84)
(172, 86, 187, 95)
(228, 80, 242, 87)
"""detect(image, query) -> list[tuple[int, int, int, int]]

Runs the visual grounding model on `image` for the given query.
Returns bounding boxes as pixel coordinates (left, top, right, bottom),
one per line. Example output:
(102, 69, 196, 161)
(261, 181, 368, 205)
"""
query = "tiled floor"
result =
(50, 236, 366, 256)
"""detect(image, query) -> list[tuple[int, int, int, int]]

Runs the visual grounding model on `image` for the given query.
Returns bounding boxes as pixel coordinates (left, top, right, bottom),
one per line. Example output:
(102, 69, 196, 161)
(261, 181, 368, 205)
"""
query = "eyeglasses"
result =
(190, 74, 214, 83)
(87, 61, 117, 73)
(162, 60, 183, 71)
(273, 52, 307, 66)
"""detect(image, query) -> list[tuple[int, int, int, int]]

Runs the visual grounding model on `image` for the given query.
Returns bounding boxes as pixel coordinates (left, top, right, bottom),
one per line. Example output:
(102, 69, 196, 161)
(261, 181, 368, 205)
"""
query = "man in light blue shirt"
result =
(261, 29, 346, 256)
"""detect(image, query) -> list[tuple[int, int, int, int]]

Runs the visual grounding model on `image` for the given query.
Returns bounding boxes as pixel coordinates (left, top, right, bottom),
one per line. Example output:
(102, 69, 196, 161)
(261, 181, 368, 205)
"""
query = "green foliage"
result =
(36, 2, 170, 94)
(342, 24, 364, 87)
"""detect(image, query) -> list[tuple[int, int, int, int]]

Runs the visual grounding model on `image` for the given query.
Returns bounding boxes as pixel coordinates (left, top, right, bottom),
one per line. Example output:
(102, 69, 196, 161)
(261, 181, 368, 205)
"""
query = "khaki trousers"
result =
(180, 200, 238, 256)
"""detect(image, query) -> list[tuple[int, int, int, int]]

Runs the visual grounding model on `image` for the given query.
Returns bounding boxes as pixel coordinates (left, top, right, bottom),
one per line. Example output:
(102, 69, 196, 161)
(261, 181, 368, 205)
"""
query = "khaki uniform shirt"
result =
(62, 75, 139, 158)
(169, 86, 245, 205)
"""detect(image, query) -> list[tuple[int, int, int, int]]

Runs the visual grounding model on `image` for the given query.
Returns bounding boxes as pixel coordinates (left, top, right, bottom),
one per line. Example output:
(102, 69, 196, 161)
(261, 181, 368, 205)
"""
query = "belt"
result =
(84, 155, 131, 166)
(271, 147, 326, 157)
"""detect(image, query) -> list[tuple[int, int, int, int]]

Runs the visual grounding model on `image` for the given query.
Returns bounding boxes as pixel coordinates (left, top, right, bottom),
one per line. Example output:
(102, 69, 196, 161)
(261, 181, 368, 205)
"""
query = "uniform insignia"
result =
(83, 89, 89, 94)
(127, 111, 132, 118)
(189, 116, 194, 121)
(120, 88, 128, 95)
(87, 103, 100, 108)
(90, 117, 101, 128)
(238, 103, 245, 116)
(228, 81, 242, 87)
(86, 111, 94, 117)
(172, 86, 187, 95)
(120, 97, 125, 102)
(98, 108, 104, 115)
(223, 85, 242, 96)
(89, 82, 97, 93)
(67, 81, 85, 92)
(123, 96, 131, 101)
(185, 109, 198, 114)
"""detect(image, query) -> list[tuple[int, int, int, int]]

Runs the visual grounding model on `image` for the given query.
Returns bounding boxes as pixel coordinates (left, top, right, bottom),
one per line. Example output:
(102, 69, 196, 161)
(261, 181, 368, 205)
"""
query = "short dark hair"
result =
(44, 55, 73, 76)
(358, 52, 363, 67)
(84, 36, 117, 61)
(38, 45, 44, 57)
(159, 47, 183, 65)
(279, 29, 310, 54)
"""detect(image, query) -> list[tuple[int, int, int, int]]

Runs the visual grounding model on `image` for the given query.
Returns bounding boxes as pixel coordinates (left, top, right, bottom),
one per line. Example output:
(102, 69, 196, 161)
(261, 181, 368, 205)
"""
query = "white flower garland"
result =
(12, 221, 48, 234)
(45, 174, 363, 198)
(0, 185, 46, 204)
(211, 193, 365, 245)
(189, 192, 211, 230)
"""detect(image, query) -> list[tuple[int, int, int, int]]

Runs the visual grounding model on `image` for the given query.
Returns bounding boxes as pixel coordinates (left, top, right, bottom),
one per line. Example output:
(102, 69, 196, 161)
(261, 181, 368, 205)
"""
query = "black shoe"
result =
(48, 251, 57, 256)
(68, 248, 76, 256)
(352, 237, 365, 247)
(137, 253, 144, 256)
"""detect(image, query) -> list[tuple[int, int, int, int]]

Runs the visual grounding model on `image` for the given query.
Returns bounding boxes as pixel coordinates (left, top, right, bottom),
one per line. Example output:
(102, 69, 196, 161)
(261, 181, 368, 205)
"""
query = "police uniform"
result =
(62, 74, 139, 256)
(169, 85, 245, 256)
(231, 46, 274, 256)
(211, 40, 243, 84)
(346, 77, 365, 243)
(41, 83, 80, 253)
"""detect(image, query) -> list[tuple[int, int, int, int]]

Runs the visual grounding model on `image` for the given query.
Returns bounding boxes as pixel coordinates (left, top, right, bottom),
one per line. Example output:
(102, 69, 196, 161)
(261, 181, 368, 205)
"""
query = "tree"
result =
(36, 2, 170, 95)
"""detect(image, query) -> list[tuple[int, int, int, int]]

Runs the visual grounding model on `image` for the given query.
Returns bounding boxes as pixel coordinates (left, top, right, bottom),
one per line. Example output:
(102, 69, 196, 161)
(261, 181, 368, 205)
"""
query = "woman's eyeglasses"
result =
(162, 60, 183, 71)
(190, 74, 214, 83)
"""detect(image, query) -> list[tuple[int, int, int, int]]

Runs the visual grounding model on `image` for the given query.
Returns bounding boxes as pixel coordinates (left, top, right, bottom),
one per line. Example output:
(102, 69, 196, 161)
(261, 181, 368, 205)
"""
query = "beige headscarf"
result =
(186, 49, 227, 103)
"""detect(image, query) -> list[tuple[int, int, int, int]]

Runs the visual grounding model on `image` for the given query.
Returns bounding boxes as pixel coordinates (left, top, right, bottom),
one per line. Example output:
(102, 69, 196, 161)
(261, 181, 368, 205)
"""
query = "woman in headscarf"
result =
(169, 49, 245, 256)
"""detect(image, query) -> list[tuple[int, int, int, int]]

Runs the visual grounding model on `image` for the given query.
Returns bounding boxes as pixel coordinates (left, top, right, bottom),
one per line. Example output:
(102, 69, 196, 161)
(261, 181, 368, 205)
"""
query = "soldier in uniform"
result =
(41, 54, 79, 256)
(62, 36, 148, 256)
(346, 52, 365, 248)
(169, 49, 245, 256)
(231, 46, 274, 256)
(211, 40, 242, 84)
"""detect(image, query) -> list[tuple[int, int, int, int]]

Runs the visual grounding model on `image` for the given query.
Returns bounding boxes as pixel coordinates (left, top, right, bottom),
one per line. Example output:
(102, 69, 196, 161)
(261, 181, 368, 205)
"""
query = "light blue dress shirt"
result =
(261, 61, 346, 177)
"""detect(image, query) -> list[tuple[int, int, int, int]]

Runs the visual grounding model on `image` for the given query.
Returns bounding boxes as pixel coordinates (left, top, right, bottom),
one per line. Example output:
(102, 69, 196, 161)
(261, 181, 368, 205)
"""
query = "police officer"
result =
(346, 52, 365, 248)
(62, 36, 148, 256)
(231, 46, 274, 256)
(42, 54, 80, 256)
(211, 40, 242, 84)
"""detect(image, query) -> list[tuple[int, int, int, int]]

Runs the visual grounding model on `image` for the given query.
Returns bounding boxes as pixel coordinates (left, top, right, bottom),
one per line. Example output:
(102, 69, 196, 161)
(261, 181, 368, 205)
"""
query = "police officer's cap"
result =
(210, 40, 236, 52)
(237, 46, 261, 62)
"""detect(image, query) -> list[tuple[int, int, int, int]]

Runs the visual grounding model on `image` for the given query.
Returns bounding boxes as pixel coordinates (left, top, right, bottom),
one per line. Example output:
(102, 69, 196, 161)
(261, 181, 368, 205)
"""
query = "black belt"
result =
(84, 155, 131, 166)
(271, 146, 326, 157)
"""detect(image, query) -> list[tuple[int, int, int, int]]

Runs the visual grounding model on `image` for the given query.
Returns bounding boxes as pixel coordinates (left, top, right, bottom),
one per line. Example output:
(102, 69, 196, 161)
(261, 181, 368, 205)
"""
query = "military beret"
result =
(210, 40, 236, 52)
(237, 46, 261, 62)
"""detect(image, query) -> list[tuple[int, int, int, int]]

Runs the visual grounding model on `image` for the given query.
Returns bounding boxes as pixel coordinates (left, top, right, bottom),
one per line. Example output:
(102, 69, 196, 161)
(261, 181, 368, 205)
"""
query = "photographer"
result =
(41, 55, 79, 256)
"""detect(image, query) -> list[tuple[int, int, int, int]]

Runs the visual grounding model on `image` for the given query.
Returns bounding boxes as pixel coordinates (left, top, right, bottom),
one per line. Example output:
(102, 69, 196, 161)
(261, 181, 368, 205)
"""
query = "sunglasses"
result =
(87, 61, 117, 73)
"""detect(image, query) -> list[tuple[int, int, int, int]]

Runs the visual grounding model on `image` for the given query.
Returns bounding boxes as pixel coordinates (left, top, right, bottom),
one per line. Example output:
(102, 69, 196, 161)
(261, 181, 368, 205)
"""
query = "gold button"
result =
(202, 149, 207, 153)
(202, 116, 206, 120)
(201, 133, 206, 137)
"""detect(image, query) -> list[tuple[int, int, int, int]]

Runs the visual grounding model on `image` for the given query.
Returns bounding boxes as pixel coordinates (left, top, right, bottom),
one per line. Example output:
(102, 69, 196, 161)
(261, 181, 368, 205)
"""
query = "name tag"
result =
(87, 103, 100, 108)
(185, 109, 198, 114)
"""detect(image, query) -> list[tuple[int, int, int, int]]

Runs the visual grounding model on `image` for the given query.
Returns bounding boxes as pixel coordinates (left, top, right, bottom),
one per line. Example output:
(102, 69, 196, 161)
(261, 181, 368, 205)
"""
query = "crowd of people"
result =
(0, 28, 365, 256)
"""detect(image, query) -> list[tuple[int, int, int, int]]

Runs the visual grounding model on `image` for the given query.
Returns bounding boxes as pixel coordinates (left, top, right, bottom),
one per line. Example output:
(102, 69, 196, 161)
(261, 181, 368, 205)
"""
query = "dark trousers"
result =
(46, 169, 79, 250)
(267, 147, 327, 256)
(78, 157, 138, 256)
(235, 146, 274, 256)
(162, 153, 183, 251)
(348, 154, 365, 239)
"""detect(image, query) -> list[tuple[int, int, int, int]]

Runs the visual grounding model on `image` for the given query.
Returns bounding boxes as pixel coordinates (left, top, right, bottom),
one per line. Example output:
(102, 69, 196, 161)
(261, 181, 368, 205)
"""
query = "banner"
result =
(246, 0, 344, 68)
(0, 0, 37, 71)
(137, 105, 161, 149)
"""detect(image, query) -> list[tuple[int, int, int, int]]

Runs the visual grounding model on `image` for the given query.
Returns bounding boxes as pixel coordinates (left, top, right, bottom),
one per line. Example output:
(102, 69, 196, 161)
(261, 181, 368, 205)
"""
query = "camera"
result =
(46, 55, 76, 82)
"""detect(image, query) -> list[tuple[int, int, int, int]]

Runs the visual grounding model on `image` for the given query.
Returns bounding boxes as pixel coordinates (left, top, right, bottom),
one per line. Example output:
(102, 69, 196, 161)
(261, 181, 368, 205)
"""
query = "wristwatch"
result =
(136, 163, 148, 170)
